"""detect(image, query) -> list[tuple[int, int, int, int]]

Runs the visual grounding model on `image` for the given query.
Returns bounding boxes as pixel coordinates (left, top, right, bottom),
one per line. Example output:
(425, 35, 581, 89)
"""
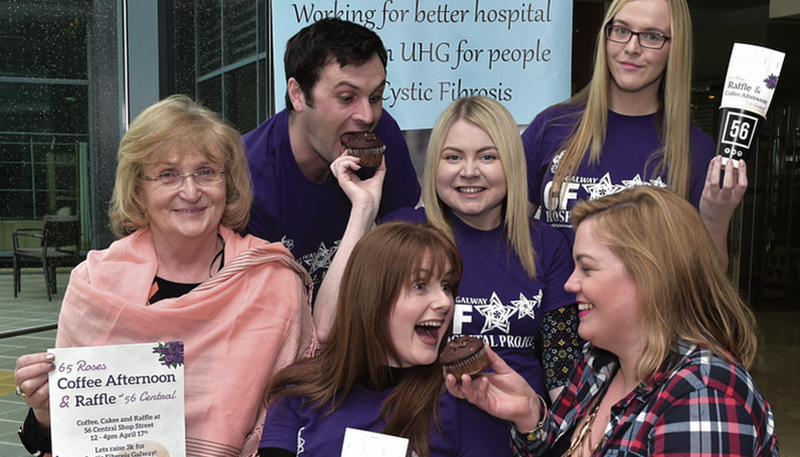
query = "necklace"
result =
(208, 233, 225, 277)
(561, 385, 609, 457)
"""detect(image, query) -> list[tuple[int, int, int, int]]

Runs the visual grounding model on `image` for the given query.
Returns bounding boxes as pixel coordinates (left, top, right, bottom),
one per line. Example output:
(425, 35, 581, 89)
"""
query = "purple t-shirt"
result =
(261, 383, 511, 457)
(243, 109, 421, 291)
(522, 104, 714, 245)
(383, 208, 575, 395)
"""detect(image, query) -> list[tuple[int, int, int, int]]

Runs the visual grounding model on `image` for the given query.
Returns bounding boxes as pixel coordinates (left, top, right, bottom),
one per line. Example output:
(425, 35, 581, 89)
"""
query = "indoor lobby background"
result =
(1, 0, 798, 455)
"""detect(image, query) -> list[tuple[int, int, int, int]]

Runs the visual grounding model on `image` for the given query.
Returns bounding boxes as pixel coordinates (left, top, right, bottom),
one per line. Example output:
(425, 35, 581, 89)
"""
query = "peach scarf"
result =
(56, 226, 316, 457)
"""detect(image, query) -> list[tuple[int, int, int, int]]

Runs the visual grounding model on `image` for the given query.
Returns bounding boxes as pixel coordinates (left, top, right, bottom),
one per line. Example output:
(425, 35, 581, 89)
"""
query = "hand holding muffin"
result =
(329, 143, 387, 216)
(444, 344, 545, 434)
(331, 131, 386, 209)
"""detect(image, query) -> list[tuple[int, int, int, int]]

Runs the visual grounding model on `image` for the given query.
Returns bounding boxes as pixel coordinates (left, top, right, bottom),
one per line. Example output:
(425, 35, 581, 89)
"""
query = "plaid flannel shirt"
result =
(511, 340, 778, 457)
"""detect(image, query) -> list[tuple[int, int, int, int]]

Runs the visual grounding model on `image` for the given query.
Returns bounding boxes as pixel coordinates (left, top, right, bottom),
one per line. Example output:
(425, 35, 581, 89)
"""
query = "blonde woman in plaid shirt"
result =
(446, 186, 777, 457)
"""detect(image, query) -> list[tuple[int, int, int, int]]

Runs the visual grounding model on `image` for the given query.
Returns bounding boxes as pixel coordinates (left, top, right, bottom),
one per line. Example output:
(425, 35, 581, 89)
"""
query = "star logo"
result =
(621, 174, 645, 188)
(582, 172, 624, 200)
(302, 241, 339, 275)
(280, 236, 294, 252)
(550, 150, 565, 174)
(297, 426, 306, 454)
(512, 290, 542, 320)
(476, 292, 517, 334)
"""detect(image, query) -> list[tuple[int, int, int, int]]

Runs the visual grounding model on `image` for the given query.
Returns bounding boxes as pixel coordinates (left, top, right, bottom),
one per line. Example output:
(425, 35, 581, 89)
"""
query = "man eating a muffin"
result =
(243, 18, 421, 298)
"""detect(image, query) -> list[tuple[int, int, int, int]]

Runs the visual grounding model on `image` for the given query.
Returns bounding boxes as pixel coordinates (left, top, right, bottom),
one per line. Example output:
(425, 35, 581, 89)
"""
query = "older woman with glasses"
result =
(13, 95, 316, 456)
(523, 0, 745, 266)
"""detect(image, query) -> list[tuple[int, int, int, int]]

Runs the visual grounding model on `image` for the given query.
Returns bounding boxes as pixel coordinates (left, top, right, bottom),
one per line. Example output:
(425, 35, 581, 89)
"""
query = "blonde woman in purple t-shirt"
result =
(522, 0, 745, 266)
(316, 96, 580, 403)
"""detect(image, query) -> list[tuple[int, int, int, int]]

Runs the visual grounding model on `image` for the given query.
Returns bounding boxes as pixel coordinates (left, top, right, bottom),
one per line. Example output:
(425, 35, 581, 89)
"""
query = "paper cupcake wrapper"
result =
(345, 145, 386, 155)
(443, 345, 488, 375)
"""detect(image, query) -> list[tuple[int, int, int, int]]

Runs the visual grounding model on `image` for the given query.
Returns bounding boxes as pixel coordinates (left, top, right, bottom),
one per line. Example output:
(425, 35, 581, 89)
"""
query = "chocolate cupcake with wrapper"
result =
(342, 131, 385, 168)
(439, 336, 490, 380)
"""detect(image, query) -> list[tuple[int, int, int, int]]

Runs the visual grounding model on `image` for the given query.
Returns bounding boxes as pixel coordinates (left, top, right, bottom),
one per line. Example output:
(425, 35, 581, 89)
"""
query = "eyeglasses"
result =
(605, 24, 670, 49)
(141, 167, 226, 187)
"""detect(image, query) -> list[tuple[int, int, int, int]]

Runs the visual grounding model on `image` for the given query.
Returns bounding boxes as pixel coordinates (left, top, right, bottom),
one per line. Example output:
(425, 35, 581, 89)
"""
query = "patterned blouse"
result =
(510, 340, 778, 457)
(537, 305, 581, 391)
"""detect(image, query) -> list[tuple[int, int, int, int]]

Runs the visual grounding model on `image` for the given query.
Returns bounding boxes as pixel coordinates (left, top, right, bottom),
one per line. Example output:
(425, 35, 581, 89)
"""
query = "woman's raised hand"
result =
(700, 156, 748, 266)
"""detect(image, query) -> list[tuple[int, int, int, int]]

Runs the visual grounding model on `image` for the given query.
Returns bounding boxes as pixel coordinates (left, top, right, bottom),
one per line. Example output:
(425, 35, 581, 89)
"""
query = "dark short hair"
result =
(284, 18, 388, 111)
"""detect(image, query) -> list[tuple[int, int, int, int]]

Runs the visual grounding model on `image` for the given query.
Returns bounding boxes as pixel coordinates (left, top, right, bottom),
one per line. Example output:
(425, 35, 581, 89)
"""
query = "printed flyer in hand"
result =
(48, 342, 186, 457)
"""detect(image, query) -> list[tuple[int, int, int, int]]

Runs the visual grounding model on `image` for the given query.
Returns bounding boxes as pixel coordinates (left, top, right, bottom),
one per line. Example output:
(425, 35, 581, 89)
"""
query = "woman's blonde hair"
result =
(551, 0, 693, 202)
(422, 96, 536, 278)
(108, 95, 252, 237)
(572, 186, 757, 382)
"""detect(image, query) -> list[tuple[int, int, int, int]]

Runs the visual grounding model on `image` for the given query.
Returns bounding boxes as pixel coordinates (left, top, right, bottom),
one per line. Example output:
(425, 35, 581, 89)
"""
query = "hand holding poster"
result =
(272, 0, 572, 127)
(48, 342, 186, 457)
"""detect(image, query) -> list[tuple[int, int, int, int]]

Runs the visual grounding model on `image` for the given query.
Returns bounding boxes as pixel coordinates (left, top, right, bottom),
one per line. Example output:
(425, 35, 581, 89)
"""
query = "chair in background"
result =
(13, 215, 82, 301)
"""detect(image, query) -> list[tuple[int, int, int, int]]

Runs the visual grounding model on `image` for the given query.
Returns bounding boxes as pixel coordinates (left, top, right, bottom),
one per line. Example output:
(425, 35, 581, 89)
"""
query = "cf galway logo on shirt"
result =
(453, 290, 542, 335)
(542, 172, 667, 227)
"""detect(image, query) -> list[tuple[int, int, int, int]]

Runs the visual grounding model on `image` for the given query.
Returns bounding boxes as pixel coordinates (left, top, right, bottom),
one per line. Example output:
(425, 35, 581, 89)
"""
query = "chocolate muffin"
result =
(439, 336, 489, 379)
(341, 131, 385, 168)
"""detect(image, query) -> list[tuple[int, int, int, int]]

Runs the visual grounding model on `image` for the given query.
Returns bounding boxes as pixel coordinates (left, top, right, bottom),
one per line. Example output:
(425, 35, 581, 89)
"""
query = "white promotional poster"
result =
(720, 43, 785, 118)
(715, 43, 785, 164)
(272, 0, 572, 128)
(48, 342, 186, 457)
(340, 428, 409, 457)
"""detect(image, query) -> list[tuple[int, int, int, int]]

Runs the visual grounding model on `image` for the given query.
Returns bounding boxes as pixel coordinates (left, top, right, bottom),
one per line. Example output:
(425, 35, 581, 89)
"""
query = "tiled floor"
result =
(0, 272, 797, 456)
(750, 309, 800, 456)
(0, 271, 65, 457)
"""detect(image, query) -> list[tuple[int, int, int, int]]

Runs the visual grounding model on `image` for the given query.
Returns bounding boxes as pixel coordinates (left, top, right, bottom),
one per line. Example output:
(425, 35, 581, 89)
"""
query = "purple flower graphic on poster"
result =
(153, 341, 184, 368)
(763, 74, 778, 90)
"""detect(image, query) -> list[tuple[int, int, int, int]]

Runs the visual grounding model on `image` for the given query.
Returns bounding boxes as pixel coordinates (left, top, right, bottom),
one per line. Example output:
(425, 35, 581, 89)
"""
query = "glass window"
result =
(198, 75, 222, 115)
(181, 0, 270, 133)
(224, 0, 258, 65)
(0, 1, 89, 79)
(224, 62, 259, 132)
(198, 1, 223, 75)
(1, 1, 94, 252)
